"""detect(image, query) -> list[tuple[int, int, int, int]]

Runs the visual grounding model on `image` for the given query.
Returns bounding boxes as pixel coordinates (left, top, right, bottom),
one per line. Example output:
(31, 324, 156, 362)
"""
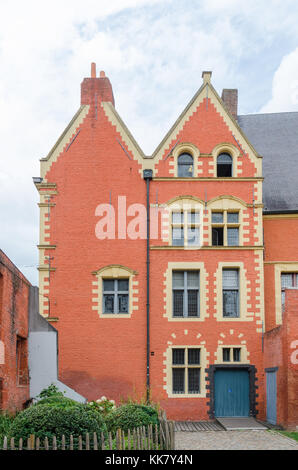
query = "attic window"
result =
(217, 153, 232, 177)
(178, 153, 193, 177)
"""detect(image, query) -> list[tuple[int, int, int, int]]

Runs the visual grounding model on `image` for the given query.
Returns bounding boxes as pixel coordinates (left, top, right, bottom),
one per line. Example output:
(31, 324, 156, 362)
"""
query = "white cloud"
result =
(1, 0, 298, 283)
(260, 47, 298, 113)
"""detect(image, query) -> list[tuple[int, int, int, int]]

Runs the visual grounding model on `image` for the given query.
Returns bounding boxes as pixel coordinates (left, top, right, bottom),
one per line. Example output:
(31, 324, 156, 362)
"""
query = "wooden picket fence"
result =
(1, 420, 175, 451)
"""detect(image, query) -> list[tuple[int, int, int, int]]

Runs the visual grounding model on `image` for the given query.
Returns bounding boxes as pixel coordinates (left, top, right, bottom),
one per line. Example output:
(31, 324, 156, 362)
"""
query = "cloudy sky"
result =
(1, 0, 298, 285)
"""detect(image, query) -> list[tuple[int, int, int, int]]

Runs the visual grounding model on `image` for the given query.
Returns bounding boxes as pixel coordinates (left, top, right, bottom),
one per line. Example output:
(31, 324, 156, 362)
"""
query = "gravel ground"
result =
(175, 430, 298, 450)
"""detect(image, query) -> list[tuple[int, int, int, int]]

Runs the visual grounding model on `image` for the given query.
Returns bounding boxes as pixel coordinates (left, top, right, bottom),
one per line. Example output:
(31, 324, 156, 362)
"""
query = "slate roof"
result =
(238, 112, 298, 212)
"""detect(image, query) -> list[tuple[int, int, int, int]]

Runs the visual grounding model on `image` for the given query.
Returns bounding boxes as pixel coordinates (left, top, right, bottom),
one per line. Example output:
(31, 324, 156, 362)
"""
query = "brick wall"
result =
(0, 250, 30, 412)
(264, 289, 298, 429)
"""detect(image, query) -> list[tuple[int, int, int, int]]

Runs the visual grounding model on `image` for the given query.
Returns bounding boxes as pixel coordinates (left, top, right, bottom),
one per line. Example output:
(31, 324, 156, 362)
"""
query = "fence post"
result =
(52, 435, 57, 451)
(44, 437, 49, 450)
(94, 432, 98, 450)
(78, 435, 82, 450)
(70, 435, 74, 451)
(3, 436, 7, 450)
(61, 435, 65, 450)
(86, 433, 90, 450)
(169, 421, 175, 450)
(108, 432, 113, 450)
(36, 437, 40, 451)
(18, 438, 23, 451)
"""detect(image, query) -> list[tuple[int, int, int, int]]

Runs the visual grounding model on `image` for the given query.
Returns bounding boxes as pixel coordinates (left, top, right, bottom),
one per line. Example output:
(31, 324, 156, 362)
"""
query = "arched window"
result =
(217, 153, 232, 177)
(178, 153, 193, 177)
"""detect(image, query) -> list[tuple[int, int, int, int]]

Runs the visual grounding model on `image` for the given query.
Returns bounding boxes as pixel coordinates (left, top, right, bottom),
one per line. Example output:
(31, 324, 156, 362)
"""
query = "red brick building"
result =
(0, 250, 30, 412)
(33, 65, 297, 427)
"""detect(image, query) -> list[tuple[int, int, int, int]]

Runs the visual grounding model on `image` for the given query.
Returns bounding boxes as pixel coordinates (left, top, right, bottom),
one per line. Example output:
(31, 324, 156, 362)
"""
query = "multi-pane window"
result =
(103, 279, 129, 314)
(222, 269, 239, 318)
(172, 211, 200, 247)
(223, 347, 241, 362)
(281, 273, 298, 309)
(172, 271, 200, 317)
(217, 153, 233, 177)
(178, 153, 193, 177)
(172, 348, 200, 394)
(211, 211, 239, 246)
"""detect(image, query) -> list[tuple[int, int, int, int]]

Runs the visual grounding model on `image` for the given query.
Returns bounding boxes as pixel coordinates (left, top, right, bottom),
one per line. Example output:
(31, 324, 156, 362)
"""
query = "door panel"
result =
(215, 369, 250, 417)
(266, 371, 277, 425)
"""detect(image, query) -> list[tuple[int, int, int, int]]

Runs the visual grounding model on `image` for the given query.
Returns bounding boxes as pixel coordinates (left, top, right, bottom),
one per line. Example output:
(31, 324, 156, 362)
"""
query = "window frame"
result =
(222, 268, 240, 318)
(281, 272, 298, 311)
(102, 278, 129, 315)
(171, 209, 201, 248)
(177, 152, 194, 177)
(216, 152, 233, 177)
(172, 347, 201, 395)
(172, 270, 200, 318)
(211, 210, 240, 246)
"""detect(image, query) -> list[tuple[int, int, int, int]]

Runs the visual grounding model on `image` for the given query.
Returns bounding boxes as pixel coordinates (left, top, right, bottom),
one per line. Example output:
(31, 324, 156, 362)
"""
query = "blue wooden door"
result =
(266, 370, 277, 425)
(214, 369, 250, 417)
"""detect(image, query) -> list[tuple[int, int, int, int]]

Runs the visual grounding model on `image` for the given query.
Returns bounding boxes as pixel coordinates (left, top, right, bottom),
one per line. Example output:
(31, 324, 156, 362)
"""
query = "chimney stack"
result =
(221, 89, 238, 120)
(81, 63, 115, 107)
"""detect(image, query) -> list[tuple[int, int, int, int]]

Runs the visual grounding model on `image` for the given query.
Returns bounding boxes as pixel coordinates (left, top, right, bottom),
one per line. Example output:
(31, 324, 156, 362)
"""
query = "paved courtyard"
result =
(175, 430, 298, 450)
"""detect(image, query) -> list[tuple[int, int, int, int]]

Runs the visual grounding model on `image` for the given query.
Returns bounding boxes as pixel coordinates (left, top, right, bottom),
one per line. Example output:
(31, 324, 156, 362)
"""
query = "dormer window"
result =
(178, 153, 193, 177)
(217, 153, 232, 177)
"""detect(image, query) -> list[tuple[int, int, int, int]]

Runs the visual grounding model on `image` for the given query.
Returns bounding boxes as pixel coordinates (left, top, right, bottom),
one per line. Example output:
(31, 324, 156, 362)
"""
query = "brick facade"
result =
(33, 66, 297, 426)
(0, 250, 30, 412)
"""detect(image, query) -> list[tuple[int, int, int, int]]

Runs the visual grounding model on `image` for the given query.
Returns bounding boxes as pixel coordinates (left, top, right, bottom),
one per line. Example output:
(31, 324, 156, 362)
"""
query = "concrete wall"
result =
(28, 286, 85, 403)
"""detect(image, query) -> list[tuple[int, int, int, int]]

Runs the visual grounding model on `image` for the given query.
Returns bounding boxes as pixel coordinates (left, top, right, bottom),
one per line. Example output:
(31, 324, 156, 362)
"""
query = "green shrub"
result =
(9, 404, 107, 448)
(37, 384, 64, 400)
(0, 413, 14, 446)
(36, 394, 79, 409)
(105, 404, 159, 434)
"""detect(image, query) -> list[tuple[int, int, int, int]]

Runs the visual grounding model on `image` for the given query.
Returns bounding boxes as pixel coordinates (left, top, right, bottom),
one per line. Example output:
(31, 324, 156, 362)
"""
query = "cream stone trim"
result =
(150, 81, 261, 175)
(163, 262, 208, 321)
(92, 265, 138, 318)
(171, 142, 200, 177)
(214, 344, 249, 364)
(274, 263, 298, 325)
(214, 262, 250, 321)
(163, 344, 208, 398)
(211, 142, 240, 178)
(40, 105, 90, 181)
(263, 213, 298, 219)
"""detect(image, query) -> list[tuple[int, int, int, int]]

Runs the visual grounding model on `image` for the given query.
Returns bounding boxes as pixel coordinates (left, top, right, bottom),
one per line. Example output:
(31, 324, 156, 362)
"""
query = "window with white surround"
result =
(222, 269, 239, 318)
(103, 278, 129, 314)
(172, 210, 200, 247)
(172, 348, 201, 394)
(172, 271, 200, 317)
(211, 211, 240, 246)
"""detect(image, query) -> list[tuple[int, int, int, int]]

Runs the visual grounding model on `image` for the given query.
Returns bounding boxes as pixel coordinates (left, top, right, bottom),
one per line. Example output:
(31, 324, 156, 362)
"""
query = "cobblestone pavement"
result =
(175, 430, 298, 450)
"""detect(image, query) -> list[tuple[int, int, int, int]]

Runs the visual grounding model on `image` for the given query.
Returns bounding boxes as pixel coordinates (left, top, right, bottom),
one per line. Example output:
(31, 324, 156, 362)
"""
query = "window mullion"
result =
(183, 272, 187, 317)
(115, 280, 118, 314)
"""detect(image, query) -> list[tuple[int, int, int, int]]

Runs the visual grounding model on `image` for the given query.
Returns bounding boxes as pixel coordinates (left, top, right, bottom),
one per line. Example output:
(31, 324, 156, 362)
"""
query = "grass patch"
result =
(277, 431, 298, 442)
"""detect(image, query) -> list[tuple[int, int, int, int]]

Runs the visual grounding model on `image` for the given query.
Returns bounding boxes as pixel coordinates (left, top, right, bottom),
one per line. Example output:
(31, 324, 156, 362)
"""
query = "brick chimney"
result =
(81, 63, 115, 107)
(221, 89, 238, 120)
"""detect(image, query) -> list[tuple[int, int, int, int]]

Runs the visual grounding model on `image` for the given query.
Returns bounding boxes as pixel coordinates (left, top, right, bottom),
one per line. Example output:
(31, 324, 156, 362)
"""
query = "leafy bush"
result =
(105, 403, 159, 433)
(36, 395, 79, 409)
(37, 384, 64, 400)
(0, 413, 14, 446)
(9, 404, 107, 448)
